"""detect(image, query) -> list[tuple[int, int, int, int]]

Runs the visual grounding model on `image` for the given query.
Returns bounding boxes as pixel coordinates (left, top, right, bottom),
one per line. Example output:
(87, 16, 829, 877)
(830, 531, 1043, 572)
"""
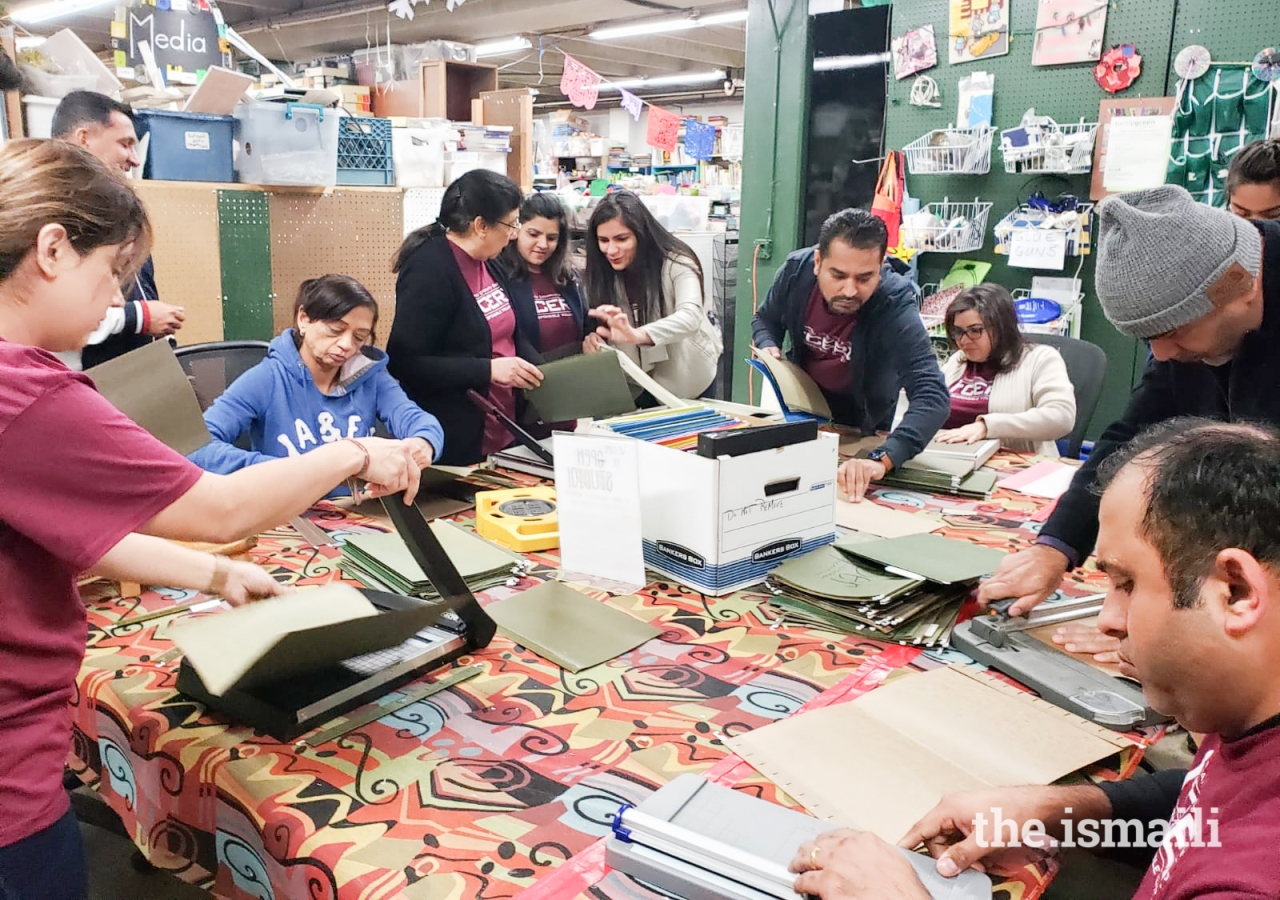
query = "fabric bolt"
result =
(0, 341, 201, 850)
(1095, 186, 1263, 339)
(800, 285, 857, 395)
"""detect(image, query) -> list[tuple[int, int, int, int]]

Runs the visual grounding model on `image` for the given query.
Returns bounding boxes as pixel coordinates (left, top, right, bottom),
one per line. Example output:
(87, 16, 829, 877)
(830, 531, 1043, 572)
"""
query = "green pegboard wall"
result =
(217, 191, 275, 342)
(1167, 0, 1280, 85)
(885, 0, 1178, 440)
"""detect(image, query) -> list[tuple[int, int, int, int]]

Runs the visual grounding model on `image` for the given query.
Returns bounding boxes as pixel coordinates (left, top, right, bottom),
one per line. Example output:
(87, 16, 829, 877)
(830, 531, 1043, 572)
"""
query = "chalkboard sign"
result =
(113, 6, 223, 78)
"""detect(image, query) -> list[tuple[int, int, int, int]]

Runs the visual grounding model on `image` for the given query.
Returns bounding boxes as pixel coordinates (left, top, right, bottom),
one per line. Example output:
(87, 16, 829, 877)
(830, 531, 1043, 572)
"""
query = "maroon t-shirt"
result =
(944, 360, 999, 428)
(449, 242, 518, 456)
(530, 271, 580, 356)
(800, 285, 857, 395)
(0, 342, 202, 848)
(1133, 726, 1280, 899)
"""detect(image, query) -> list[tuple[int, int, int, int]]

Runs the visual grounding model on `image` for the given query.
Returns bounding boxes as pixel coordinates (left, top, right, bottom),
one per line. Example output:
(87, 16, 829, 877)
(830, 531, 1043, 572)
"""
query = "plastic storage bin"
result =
(234, 101, 339, 187)
(22, 96, 59, 140)
(336, 117, 395, 185)
(133, 109, 236, 183)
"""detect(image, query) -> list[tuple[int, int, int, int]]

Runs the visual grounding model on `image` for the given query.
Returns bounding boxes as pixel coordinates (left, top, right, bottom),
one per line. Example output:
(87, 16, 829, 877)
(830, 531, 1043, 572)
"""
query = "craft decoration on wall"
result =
(892, 24, 937, 80)
(910, 75, 941, 108)
(646, 105, 681, 153)
(1032, 0, 1108, 67)
(1094, 44, 1142, 93)
(387, 0, 466, 21)
(560, 55, 601, 110)
(1253, 48, 1280, 84)
(683, 119, 717, 161)
(619, 89, 644, 121)
(949, 0, 1009, 65)
(1174, 45, 1212, 81)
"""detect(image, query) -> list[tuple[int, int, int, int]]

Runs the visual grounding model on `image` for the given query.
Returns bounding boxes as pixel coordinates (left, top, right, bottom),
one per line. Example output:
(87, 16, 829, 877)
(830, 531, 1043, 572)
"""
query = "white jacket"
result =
(942, 344, 1076, 457)
(613, 255, 723, 399)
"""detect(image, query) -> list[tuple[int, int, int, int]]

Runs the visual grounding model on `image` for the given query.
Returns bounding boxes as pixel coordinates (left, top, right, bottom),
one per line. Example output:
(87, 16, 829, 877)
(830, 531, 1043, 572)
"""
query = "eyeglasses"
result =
(495, 218, 521, 234)
(949, 324, 987, 342)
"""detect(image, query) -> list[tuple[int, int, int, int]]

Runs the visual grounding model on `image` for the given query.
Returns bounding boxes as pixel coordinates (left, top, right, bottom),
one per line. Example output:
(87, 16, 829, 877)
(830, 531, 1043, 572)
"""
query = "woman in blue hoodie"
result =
(190, 275, 444, 477)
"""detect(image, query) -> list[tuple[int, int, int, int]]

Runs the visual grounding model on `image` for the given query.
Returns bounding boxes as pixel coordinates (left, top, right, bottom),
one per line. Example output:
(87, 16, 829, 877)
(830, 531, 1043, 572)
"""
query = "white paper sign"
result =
(554, 432, 646, 595)
(1103, 114, 1174, 192)
(1009, 229, 1068, 270)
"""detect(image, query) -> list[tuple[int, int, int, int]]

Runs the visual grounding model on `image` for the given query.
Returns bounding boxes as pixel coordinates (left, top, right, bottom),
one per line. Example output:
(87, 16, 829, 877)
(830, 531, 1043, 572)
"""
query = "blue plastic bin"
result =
(134, 109, 235, 183)
(336, 116, 395, 186)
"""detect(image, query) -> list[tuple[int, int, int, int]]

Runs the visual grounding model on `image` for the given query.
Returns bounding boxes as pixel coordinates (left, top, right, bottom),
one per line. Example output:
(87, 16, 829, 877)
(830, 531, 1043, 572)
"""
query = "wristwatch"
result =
(867, 447, 894, 471)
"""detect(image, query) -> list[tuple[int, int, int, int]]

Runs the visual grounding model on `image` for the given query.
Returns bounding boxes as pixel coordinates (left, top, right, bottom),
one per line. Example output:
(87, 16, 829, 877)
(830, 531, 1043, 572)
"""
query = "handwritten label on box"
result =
(1009, 229, 1067, 270)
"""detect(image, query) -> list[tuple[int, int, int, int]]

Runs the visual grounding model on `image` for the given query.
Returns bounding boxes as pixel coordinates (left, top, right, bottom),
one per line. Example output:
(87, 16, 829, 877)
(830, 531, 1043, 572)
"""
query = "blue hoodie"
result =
(190, 330, 444, 478)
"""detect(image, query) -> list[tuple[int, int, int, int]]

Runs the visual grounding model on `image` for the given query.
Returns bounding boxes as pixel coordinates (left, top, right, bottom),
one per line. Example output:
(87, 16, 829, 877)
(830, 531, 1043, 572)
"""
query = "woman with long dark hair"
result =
(389, 169, 543, 465)
(495, 191, 588, 359)
(935, 283, 1075, 456)
(191, 274, 443, 481)
(583, 191, 722, 399)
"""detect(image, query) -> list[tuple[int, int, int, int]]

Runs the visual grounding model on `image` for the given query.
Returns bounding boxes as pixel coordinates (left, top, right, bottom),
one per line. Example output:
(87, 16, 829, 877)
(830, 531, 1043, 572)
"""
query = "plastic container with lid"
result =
(133, 108, 236, 183)
(233, 101, 339, 187)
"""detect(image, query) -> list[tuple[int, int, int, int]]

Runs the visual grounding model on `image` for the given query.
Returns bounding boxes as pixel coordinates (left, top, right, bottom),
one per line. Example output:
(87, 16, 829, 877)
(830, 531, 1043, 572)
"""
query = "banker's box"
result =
(637, 432, 838, 595)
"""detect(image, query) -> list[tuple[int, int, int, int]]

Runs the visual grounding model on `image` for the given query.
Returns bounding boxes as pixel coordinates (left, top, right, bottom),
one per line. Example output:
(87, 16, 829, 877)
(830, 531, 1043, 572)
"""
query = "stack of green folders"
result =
(765, 533, 1005, 647)
(341, 520, 523, 598)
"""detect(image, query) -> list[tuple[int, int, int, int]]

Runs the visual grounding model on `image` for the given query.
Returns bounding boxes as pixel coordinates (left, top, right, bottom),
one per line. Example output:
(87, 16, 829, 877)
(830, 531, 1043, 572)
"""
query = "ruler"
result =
(293, 664, 483, 751)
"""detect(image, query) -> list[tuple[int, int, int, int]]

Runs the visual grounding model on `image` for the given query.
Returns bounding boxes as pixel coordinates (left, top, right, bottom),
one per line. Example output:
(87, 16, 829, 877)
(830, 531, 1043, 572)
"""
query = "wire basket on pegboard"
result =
(902, 125, 995, 175)
(1000, 120, 1098, 175)
(1012, 288, 1083, 337)
(336, 117, 394, 186)
(900, 198, 992, 253)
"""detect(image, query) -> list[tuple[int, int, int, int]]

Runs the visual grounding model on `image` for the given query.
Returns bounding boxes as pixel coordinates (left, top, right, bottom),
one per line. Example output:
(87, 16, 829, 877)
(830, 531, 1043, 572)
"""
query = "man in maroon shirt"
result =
(788, 419, 1280, 900)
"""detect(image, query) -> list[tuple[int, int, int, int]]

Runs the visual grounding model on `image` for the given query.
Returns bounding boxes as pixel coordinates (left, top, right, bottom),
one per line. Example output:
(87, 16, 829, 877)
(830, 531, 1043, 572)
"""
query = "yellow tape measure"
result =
(475, 486, 559, 552)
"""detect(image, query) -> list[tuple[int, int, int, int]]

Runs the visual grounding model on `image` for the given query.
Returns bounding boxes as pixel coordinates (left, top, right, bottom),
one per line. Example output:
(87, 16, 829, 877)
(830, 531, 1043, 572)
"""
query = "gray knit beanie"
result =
(1095, 185, 1263, 339)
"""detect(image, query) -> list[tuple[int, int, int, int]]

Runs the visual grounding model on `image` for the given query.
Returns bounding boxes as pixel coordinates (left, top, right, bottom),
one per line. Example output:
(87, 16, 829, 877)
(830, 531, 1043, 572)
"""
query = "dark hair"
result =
(498, 191, 576, 286)
(1226, 139, 1280, 197)
(1095, 418, 1280, 609)
(51, 90, 135, 139)
(945, 283, 1026, 374)
(0, 139, 150, 284)
(0, 49, 22, 93)
(584, 190, 703, 327)
(817, 208, 888, 257)
(293, 274, 379, 342)
(394, 169, 521, 273)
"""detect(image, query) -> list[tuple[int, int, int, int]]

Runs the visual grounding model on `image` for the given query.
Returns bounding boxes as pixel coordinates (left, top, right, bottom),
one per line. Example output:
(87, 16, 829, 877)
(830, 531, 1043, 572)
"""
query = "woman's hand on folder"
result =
(588, 305, 653, 347)
(935, 421, 988, 444)
(790, 830, 931, 899)
(491, 357, 543, 389)
(352, 438, 421, 505)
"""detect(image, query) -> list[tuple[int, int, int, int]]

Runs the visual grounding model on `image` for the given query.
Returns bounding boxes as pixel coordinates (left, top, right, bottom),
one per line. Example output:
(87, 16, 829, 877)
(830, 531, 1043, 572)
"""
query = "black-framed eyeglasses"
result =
(949, 324, 987, 342)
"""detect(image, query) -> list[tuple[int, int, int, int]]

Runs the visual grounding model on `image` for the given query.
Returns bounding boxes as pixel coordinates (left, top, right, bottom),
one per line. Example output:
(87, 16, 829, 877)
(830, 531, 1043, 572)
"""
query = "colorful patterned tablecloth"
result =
(70, 455, 1138, 900)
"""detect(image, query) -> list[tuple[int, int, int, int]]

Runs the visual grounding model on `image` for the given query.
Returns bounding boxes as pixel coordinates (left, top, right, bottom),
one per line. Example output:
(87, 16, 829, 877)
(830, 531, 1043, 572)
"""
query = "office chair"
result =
(1025, 333, 1107, 460)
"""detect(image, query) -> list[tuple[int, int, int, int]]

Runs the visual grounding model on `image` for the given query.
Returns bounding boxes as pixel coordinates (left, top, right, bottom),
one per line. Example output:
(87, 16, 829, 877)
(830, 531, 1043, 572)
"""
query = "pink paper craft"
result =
(559, 55, 601, 110)
(619, 89, 643, 121)
(646, 104, 681, 152)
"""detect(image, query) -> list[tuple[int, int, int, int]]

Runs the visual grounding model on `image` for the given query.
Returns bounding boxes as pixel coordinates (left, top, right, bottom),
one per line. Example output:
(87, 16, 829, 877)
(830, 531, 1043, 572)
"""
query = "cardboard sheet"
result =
(487, 580, 661, 672)
(87, 340, 212, 455)
(1001, 460, 1080, 499)
(183, 65, 254, 114)
(835, 499, 943, 538)
(727, 665, 1134, 843)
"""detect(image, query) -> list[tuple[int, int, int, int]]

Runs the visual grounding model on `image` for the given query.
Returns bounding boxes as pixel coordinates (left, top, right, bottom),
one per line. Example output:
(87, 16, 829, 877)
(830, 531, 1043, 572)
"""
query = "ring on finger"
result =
(809, 845, 821, 869)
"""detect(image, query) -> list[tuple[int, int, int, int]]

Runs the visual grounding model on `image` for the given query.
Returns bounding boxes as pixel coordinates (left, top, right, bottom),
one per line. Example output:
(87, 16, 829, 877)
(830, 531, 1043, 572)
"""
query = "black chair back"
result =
(1024, 333, 1107, 459)
(174, 341, 270, 411)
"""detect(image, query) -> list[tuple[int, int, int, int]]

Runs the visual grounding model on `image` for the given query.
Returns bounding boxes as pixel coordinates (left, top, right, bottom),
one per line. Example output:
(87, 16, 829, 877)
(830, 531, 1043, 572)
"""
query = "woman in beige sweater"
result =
(935, 284, 1076, 457)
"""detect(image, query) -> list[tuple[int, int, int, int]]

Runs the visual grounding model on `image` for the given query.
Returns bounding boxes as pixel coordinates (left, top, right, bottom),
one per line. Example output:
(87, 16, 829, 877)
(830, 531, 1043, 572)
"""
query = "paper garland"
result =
(619, 89, 643, 121)
(683, 119, 717, 160)
(646, 105, 681, 153)
(560, 55, 601, 110)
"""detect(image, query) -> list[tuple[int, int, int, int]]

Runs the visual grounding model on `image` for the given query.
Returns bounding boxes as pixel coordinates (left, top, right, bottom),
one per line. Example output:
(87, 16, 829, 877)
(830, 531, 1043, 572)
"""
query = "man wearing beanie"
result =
(980, 185, 1280, 643)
